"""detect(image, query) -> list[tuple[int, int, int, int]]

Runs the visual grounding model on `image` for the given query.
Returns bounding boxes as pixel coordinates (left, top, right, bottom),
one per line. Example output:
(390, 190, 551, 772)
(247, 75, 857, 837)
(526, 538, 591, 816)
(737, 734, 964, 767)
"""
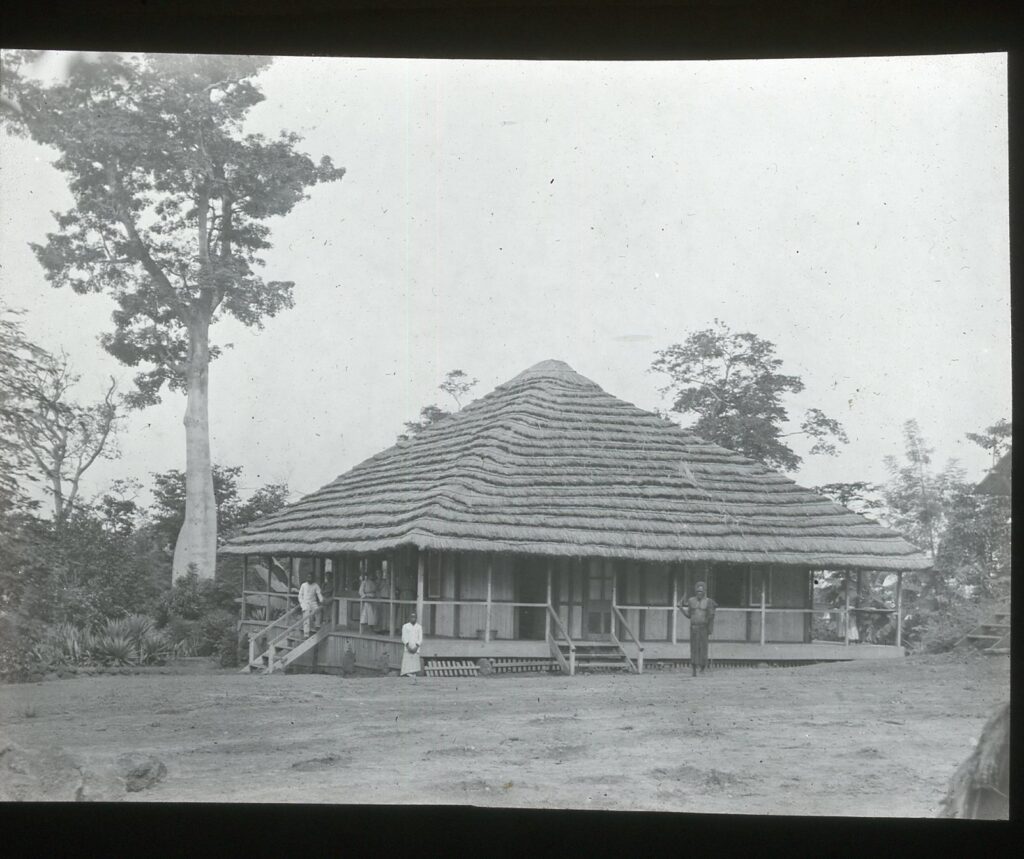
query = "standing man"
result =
(679, 581, 716, 676)
(298, 569, 324, 639)
(401, 610, 424, 677)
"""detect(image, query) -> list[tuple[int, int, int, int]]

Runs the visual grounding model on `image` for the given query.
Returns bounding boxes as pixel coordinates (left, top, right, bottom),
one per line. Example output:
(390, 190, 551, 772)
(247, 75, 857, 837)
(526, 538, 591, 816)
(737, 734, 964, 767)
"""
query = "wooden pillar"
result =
(388, 554, 396, 638)
(610, 560, 618, 639)
(896, 571, 903, 648)
(807, 569, 815, 644)
(416, 551, 425, 625)
(857, 570, 863, 644)
(485, 555, 493, 643)
(759, 568, 767, 647)
(671, 565, 679, 645)
(241, 556, 248, 622)
(453, 555, 461, 639)
(545, 560, 552, 640)
(843, 571, 851, 647)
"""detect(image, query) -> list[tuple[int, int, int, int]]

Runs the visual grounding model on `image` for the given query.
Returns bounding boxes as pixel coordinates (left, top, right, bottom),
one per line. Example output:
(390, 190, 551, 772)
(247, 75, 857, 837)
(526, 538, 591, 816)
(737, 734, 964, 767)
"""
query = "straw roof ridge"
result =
(225, 359, 932, 570)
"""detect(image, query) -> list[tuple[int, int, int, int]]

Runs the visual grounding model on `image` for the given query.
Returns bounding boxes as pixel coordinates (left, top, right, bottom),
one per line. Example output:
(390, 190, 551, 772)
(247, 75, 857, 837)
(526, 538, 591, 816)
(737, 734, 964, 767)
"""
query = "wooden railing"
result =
(246, 604, 302, 670)
(334, 596, 552, 642)
(613, 603, 902, 647)
(263, 610, 311, 674)
(611, 605, 644, 674)
(546, 604, 575, 676)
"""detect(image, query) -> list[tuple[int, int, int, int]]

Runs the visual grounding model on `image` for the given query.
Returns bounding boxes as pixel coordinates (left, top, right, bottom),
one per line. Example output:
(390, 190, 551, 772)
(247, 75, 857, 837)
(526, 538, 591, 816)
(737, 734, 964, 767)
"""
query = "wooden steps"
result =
(962, 605, 1011, 656)
(563, 642, 633, 673)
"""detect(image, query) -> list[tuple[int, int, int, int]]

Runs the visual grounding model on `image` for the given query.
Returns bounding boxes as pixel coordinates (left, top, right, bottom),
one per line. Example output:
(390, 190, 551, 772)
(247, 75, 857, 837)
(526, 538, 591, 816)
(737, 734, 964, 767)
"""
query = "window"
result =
(712, 565, 747, 607)
(748, 567, 773, 605)
(427, 561, 442, 599)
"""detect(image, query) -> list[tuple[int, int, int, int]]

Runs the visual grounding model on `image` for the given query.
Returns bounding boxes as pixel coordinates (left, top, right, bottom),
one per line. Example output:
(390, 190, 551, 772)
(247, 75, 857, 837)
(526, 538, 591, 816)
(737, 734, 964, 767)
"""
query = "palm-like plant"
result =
(91, 631, 134, 665)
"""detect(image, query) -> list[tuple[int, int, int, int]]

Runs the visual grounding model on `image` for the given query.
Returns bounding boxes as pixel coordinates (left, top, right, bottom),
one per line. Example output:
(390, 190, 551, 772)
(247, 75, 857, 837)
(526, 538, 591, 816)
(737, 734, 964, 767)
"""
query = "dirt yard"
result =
(0, 652, 1009, 816)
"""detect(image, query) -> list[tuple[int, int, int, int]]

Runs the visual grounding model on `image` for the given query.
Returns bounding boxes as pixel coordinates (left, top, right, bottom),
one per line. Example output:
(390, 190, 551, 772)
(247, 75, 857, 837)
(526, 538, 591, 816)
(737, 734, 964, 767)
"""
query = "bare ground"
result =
(0, 652, 1009, 816)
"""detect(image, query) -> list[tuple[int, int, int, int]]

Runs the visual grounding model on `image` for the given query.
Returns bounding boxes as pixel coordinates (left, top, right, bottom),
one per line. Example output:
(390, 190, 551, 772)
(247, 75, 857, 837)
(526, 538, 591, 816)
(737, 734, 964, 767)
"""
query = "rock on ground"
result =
(117, 753, 168, 792)
(0, 742, 121, 801)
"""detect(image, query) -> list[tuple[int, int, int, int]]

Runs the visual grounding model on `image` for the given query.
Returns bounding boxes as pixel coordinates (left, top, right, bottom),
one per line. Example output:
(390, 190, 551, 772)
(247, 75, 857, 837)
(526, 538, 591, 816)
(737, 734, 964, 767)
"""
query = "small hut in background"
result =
(223, 360, 931, 675)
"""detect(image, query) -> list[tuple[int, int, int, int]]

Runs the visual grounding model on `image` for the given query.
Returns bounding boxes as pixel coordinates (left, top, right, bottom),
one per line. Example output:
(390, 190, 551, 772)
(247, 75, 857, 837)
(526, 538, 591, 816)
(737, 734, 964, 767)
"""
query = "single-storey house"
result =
(223, 360, 931, 675)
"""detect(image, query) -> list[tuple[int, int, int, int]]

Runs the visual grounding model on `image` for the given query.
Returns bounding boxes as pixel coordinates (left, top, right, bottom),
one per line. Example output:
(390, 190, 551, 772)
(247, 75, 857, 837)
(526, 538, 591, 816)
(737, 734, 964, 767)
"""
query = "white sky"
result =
(0, 52, 1010, 506)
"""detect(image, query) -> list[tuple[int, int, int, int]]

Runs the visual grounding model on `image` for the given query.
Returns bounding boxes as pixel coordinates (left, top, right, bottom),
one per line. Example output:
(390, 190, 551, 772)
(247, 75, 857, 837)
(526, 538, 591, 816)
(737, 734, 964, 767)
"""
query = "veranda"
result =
(238, 548, 907, 675)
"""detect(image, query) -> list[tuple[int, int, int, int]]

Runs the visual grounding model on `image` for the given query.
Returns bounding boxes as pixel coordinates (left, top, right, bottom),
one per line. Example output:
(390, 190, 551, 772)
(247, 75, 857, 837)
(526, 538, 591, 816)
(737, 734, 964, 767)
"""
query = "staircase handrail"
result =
(246, 603, 302, 670)
(271, 624, 332, 674)
(546, 604, 575, 676)
(265, 611, 323, 673)
(612, 605, 644, 674)
(608, 630, 637, 673)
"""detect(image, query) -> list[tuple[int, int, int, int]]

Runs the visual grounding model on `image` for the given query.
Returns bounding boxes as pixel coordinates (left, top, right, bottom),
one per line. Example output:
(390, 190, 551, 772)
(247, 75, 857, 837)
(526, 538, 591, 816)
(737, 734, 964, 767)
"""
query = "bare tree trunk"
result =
(172, 317, 217, 580)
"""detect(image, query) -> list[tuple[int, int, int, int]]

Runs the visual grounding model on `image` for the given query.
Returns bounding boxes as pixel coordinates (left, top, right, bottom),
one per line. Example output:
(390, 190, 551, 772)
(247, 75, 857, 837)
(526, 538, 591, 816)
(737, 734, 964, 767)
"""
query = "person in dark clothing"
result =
(679, 581, 716, 676)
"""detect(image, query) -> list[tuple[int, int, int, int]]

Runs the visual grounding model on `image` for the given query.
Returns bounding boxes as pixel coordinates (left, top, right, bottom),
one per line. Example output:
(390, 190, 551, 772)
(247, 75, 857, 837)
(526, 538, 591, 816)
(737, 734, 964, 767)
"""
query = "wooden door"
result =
(515, 562, 547, 640)
(583, 562, 614, 640)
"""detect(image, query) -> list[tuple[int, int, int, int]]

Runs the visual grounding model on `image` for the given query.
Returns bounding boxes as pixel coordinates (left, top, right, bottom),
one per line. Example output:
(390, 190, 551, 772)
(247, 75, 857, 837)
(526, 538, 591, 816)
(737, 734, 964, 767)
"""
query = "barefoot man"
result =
(679, 581, 716, 676)
(401, 610, 424, 677)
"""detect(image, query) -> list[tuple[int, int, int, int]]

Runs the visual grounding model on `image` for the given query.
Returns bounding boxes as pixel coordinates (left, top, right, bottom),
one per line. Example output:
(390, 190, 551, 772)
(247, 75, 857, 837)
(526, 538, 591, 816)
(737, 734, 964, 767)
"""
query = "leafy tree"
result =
(231, 481, 290, 535)
(965, 419, 1012, 471)
(652, 320, 847, 471)
(0, 345, 120, 533)
(97, 478, 144, 537)
(882, 420, 963, 559)
(149, 464, 289, 545)
(438, 369, 479, 409)
(812, 481, 887, 523)
(2, 52, 345, 579)
(0, 305, 48, 508)
(0, 307, 49, 630)
(400, 369, 478, 440)
(933, 423, 1012, 603)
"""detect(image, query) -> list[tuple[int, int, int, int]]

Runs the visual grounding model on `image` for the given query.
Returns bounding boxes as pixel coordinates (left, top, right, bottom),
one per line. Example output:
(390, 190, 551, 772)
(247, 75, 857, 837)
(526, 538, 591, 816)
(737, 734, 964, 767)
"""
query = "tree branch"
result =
(107, 163, 193, 326)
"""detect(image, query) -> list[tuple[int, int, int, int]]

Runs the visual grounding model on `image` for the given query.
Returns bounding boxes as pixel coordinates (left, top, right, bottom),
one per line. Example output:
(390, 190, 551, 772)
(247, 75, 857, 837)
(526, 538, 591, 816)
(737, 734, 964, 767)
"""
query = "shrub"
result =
(90, 631, 135, 666)
(164, 615, 203, 656)
(138, 630, 174, 665)
(0, 615, 47, 683)
(47, 622, 90, 664)
(198, 609, 239, 665)
(911, 600, 995, 654)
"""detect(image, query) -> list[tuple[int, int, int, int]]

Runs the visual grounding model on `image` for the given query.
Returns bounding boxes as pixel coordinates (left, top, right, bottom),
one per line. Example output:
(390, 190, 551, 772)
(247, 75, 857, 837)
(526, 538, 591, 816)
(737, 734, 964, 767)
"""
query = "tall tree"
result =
(2, 52, 344, 578)
(882, 420, 963, 559)
(652, 320, 847, 471)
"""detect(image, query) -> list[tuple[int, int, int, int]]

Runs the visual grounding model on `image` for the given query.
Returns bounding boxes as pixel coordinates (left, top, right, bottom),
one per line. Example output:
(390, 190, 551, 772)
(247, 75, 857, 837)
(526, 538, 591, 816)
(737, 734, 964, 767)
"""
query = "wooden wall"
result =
(245, 552, 810, 645)
(456, 553, 515, 640)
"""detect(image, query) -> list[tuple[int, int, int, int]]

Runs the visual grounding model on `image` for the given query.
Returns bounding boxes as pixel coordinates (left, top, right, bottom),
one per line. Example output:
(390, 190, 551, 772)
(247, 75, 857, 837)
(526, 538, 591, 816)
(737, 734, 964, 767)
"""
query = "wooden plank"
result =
(843, 571, 850, 647)
(760, 569, 767, 647)
(545, 562, 552, 641)
(485, 555, 493, 644)
(896, 571, 903, 648)
(417, 552, 425, 623)
(671, 566, 678, 645)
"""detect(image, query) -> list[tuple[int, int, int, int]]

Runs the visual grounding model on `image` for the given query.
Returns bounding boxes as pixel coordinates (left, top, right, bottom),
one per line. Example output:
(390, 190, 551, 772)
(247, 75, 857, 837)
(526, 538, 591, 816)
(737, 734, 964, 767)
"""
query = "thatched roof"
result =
(223, 359, 931, 570)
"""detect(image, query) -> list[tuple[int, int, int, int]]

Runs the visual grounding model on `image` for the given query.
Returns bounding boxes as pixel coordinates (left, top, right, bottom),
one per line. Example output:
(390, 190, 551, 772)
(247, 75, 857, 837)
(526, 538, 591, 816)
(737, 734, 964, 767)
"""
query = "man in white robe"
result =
(297, 571, 323, 638)
(401, 611, 424, 676)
